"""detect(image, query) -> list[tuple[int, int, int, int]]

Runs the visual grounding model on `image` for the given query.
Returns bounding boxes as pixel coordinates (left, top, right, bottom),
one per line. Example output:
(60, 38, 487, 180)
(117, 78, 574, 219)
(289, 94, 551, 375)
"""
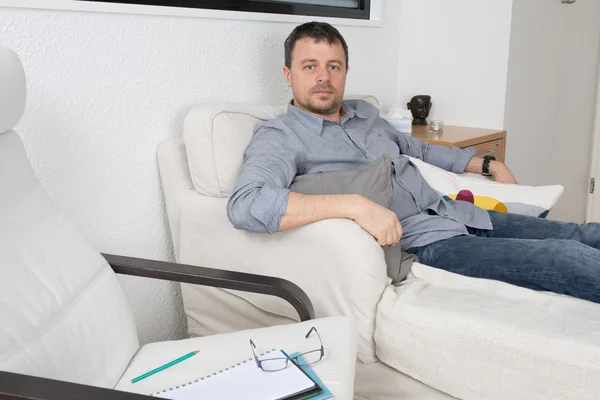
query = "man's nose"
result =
(316, 68, 330, 83)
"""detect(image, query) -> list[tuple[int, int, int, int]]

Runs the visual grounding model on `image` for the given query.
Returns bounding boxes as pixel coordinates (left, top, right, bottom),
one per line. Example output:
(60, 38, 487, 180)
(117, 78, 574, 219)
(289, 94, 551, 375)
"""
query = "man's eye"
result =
(330, 65, 338, 70)
(305, 65, 314, 70)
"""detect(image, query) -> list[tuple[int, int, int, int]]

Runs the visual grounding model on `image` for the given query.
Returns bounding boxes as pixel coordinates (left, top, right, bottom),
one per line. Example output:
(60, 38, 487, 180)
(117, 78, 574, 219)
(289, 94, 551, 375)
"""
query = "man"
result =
(227, 22, 600, 304)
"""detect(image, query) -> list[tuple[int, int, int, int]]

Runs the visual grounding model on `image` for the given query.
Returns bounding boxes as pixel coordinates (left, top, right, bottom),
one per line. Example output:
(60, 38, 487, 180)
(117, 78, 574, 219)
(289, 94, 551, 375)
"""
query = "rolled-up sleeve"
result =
(226, 125, 298, 234)
(389, 121, 475, 173)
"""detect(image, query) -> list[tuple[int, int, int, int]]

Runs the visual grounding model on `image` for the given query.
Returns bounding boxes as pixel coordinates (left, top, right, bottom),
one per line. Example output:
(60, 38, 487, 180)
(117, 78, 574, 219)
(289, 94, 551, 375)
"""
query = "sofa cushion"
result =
(409, 156, 564, 218)
(183, 104, 286, 197)
(290, 154, 393, 208)
(375, 263, 600, 400)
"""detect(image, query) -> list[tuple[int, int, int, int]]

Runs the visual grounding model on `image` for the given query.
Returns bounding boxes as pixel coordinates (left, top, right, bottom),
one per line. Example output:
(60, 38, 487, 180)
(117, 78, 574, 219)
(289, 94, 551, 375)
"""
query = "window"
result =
(77, 0, 371, 20)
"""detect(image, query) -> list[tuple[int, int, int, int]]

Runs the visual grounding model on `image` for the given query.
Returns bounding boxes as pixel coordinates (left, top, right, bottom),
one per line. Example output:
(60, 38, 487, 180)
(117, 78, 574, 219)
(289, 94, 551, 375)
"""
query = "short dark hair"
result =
(284, 22, 349, 69)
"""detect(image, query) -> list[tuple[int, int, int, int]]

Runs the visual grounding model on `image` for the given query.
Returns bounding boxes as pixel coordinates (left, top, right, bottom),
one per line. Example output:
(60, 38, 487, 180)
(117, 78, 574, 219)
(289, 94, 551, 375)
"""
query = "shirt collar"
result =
(286, 100, 367, 136)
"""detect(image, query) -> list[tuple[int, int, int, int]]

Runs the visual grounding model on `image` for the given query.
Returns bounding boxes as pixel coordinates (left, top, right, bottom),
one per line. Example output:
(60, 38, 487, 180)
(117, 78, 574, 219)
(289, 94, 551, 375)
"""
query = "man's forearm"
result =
(465, 156, 502, 174)
(278, 192, 363, 231)
(465, 156, 518, 184)
(465, 156, 486, 173)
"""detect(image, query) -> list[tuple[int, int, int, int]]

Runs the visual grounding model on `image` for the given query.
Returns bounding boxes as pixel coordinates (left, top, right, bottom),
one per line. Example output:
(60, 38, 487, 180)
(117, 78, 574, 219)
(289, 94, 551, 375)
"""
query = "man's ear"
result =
(283, 66, 292, 88)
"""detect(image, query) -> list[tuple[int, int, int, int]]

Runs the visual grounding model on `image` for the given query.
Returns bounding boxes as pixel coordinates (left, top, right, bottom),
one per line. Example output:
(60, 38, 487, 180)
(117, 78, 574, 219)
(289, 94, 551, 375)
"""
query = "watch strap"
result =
(482, 155, 496, 176)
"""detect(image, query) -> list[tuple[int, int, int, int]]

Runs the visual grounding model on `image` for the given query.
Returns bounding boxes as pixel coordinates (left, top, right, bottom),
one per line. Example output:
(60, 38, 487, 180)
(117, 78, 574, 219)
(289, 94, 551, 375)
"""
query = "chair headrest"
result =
(0, 47, 26, 135)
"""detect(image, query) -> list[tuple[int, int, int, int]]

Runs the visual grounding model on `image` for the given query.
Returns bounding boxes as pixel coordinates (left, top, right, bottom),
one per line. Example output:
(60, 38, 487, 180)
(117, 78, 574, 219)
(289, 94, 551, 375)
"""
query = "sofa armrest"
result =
(102, 253, 314, 321)
(0, 371, 152, 400)
(177, 193, 391, 362)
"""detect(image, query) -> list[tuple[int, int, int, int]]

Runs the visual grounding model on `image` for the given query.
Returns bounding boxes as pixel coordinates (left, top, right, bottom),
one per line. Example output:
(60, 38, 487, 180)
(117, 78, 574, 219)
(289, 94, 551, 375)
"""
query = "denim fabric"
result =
(407, 210, 600, 304)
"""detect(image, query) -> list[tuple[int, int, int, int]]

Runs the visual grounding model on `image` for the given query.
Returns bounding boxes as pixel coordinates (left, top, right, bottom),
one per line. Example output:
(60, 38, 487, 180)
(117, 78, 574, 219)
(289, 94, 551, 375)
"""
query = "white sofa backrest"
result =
(0, 47, 139, 388)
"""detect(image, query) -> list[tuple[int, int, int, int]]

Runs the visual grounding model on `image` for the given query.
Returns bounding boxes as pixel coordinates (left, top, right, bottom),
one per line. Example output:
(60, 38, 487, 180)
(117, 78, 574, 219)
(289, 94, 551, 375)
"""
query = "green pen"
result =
(131, 350, 199, 383)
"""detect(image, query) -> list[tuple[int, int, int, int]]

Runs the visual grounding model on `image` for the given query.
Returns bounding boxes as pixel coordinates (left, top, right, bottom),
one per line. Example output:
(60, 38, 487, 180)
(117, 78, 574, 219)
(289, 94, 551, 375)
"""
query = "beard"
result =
(298, 84, 343, 115)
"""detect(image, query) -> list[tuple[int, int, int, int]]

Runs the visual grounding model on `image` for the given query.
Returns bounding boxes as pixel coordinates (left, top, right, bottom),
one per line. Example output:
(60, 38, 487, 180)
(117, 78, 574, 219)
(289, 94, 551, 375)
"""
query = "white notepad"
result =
(150, 349, 317, 400)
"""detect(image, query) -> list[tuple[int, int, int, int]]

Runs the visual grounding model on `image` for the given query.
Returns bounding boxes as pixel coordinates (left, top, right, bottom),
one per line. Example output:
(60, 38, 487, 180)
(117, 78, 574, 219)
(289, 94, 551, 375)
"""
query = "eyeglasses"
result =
(249, 327, 325, 372)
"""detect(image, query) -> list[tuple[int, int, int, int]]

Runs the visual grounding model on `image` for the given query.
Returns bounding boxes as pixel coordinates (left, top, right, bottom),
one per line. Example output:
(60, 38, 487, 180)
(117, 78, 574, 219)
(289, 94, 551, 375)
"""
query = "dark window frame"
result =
(77, 0, 371, 20)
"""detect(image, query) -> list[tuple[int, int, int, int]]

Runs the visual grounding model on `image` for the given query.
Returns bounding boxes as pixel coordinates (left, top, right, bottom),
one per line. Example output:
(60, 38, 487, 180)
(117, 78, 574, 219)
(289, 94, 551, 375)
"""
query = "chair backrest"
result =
(0, 47, 139, 388)
(182, 95, 380, 198)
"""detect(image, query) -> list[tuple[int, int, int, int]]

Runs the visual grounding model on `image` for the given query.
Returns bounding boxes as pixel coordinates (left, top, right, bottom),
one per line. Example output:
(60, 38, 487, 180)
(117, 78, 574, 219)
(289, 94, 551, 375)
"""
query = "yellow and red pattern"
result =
(445, 190, 508, 212)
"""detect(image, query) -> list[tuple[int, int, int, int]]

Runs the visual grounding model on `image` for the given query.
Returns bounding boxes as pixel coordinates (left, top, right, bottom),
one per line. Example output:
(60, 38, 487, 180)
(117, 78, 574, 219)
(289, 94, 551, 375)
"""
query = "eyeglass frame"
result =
(249, 326, 325, 372)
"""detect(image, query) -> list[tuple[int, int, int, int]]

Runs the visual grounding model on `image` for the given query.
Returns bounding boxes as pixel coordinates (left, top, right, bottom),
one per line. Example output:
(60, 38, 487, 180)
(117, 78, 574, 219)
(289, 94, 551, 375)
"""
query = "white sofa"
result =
(158, 102, 600, 399)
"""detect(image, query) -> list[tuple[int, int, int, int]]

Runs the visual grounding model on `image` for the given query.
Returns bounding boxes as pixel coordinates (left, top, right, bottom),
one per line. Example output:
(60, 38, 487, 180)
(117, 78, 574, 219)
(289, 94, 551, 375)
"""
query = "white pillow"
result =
(408, 156, 564, 218)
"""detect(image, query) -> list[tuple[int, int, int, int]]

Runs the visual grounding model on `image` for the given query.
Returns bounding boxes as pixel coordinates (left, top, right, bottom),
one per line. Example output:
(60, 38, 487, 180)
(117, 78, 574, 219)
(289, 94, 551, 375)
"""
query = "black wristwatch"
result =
(482, 155, 496, 176)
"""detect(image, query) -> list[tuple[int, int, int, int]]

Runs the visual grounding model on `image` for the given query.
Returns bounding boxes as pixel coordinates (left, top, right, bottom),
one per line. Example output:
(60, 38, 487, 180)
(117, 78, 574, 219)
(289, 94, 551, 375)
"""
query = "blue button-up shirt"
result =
(227, 99, 492, 250)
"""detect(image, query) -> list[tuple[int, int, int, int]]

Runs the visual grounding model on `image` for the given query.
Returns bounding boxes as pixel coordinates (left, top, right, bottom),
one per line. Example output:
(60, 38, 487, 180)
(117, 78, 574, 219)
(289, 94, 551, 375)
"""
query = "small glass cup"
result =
(428, 120, 444, 136)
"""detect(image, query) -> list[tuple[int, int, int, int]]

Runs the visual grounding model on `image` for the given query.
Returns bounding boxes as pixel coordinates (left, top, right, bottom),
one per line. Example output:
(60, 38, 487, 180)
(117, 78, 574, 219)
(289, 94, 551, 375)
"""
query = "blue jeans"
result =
(406, 211, 600, 304)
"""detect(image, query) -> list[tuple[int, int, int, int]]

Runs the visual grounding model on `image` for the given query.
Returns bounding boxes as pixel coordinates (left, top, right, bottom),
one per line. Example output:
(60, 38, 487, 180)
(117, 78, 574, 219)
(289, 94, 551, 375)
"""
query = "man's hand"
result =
(489, 161, 518, 184)
(351, 197, 403, 246)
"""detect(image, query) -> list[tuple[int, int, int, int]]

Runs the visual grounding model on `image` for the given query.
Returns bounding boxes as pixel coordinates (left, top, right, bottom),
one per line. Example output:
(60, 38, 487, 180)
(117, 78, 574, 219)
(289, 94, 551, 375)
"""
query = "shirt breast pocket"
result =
(365, 132, 400, 159)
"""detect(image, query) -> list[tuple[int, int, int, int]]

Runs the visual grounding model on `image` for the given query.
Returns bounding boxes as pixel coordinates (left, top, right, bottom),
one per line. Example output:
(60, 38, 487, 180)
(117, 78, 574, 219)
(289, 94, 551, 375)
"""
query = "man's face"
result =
(283, 38, 348, 117)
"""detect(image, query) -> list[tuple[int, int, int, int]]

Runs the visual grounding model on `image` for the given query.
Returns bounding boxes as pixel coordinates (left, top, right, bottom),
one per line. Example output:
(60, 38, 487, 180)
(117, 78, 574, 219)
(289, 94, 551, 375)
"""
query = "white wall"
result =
(395, 0, 514, 129)
(0, 2, 403, 345)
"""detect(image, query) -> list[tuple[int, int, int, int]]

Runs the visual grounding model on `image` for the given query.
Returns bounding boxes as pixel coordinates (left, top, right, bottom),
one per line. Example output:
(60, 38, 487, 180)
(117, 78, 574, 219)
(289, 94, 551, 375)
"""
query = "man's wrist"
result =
(481, 155, 497, 176)
(345, 194, 366, 220)
(464, 156, 503, 175)
(488, 160, 502, 175)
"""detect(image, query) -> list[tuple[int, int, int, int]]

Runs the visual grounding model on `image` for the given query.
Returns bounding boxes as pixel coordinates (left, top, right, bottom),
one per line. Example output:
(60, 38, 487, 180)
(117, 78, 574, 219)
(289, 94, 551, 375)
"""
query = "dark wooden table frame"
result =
(0, 254, 315, 400)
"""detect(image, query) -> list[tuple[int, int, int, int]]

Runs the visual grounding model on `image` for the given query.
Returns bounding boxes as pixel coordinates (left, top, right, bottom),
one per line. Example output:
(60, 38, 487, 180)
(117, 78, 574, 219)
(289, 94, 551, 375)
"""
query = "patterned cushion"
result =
(408, 156, 563, 218)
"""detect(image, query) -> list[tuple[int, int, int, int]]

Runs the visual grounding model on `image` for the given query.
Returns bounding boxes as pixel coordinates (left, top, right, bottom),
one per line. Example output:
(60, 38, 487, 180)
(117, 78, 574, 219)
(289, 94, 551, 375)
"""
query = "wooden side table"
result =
(410, 125, 507, 163)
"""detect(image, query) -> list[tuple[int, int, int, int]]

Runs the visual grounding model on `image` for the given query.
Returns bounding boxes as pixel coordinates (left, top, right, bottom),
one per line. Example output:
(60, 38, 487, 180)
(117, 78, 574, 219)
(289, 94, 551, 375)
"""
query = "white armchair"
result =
(158, 98, 600, 400)
(0, 46, 358, 400)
